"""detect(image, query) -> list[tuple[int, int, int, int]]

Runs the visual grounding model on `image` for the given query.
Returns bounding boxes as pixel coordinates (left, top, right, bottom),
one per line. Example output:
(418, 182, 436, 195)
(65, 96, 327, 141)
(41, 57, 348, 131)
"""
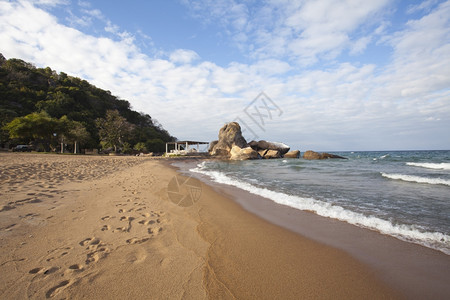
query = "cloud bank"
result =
(1, 0, 449, 150)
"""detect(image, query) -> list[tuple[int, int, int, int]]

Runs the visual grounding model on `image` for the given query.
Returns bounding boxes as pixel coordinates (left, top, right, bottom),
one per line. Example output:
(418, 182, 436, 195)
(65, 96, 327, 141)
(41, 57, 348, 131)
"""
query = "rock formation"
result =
(303, 150, 347, 160)
(261, 149, 281, 159)
(209, 122, 247, 157)
(284, 150, 300, 158)
(209, 122, 300, 160)
(208, 140, 218, 153)
(230, 145, 259, 160)
(248, 140, 290, 155)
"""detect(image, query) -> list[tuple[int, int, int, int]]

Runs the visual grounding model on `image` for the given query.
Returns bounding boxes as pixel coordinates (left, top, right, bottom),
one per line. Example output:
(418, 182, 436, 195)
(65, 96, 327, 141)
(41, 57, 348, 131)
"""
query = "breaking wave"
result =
(381, 173, 450, 186)
(406, 162, 450, 170)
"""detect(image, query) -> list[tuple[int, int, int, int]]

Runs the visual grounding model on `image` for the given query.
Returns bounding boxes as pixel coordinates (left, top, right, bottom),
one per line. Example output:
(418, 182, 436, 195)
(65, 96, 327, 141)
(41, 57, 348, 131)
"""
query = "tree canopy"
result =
(0, 54, 175, 153)
(96, 110, 133, 153)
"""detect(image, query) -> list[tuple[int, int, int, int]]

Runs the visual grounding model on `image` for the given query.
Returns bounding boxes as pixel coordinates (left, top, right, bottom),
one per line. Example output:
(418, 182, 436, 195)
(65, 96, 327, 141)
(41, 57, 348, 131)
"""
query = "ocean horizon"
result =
(188, 150, 450, 255)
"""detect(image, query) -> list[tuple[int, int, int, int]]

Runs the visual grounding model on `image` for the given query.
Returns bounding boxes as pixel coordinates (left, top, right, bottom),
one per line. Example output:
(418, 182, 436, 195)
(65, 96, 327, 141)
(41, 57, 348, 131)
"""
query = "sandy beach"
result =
(1, 153, 403, 299)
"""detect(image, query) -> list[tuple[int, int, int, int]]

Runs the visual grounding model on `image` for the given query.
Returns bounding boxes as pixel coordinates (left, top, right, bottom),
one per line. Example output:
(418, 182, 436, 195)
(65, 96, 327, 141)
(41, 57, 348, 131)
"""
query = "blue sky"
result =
(1, 0, 449, 151)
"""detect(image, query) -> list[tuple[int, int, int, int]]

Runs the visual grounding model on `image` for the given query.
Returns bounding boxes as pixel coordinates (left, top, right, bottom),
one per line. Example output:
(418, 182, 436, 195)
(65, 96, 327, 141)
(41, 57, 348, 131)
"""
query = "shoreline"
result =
(0, 153, 440, 298)
(180, 166, 401, 298)
(173, 159, 450, 299)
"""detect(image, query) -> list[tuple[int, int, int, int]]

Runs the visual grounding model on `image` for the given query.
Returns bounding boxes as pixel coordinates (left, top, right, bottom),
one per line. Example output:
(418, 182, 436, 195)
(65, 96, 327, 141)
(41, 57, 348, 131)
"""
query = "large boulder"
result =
(230, 145, 258, 160)
(263, 149, 281, 159)
(258, 149, 268, 157)
(303, 150, 321, 160)
(303, 150, 347, 160)
(248, 140, 290, 155)
(209, 140, 218, 152)
(284, 150, 300, 158)
(210, 122, 248, 157)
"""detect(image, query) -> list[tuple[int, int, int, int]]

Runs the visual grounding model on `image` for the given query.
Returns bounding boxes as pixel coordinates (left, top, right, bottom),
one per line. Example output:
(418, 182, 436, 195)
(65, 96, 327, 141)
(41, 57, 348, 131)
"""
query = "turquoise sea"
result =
(191, 150, 450, 255)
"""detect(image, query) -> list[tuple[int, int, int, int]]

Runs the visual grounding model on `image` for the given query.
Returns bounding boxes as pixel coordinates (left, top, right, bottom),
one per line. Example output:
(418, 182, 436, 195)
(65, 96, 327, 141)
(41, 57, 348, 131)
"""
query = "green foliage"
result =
(58, 115, 90, 153)
(133, 142, 147, 152)
(146, 138, 165, 153)
(4, 111, 59, 140)
(96, 110, 133, 153)
(0, 54, 175, 151)
(122, 142, 132, 154)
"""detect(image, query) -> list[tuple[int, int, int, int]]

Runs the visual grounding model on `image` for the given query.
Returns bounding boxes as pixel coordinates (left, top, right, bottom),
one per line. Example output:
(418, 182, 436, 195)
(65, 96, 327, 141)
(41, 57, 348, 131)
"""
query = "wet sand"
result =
(1, 153, 402, 299)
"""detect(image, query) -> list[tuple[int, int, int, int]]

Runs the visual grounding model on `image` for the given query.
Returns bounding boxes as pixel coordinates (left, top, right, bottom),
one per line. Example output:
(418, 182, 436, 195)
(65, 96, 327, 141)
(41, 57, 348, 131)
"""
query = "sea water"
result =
(191, 150, 450, 255)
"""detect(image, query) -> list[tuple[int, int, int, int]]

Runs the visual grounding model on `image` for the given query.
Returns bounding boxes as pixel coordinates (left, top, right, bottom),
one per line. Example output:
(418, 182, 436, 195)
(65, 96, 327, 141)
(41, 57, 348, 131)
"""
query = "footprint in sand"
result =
(43, 266, 59, 275)
(126, 237, 150, 245)
(28, 266, 60, 276)
(3, 223, 17, 231)
(126, 247, 147, 264)
(113, 227, 127, 233)
(45, 280, 71, 298)
(29, 267, 43, 274)
(148, 227, 163, 235)
(79, 237, 110, 264)
(79, 238, 94, 246)
(45, 247, 72, 262)
(68, 264, 83, 271)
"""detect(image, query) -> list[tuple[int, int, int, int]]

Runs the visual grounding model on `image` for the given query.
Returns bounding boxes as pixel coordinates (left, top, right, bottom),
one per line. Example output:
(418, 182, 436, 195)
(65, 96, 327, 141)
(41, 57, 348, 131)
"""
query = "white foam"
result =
(191, 163, 450, 255)
(406, 162, 450, 170)
(382, 173, 450, 186)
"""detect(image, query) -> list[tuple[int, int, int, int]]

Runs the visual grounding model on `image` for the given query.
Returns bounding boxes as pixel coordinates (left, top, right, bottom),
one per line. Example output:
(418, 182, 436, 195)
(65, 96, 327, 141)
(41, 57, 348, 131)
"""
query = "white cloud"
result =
(1, 0, 449, 150)
(169, 49, 200, 64)
(350, 36, 372, 55)
(183, 0, 391, 65)
(407, 0, 440, 14)
(29, 0, 69, 6)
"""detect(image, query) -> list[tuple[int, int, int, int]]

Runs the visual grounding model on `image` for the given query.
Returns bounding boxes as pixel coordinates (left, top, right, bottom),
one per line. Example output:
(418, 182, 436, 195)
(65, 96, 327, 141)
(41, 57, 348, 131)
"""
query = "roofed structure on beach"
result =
(165, 140, 209, 155)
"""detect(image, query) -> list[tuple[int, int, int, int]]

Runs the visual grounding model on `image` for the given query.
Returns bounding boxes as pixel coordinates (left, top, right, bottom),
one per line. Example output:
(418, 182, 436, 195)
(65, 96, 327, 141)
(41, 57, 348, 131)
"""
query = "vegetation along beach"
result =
(1, 0, 450, 299)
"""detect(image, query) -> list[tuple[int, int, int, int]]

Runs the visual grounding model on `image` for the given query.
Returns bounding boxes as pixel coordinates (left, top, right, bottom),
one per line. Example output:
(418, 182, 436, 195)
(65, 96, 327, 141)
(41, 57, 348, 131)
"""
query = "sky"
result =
(1, 0, 449, 151)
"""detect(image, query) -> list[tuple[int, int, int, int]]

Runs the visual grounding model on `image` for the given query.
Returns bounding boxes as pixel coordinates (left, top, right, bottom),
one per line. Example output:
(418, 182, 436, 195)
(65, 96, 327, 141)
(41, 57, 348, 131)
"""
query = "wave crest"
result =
(406, 162, 450, 170)
(381, 173, 450, 186)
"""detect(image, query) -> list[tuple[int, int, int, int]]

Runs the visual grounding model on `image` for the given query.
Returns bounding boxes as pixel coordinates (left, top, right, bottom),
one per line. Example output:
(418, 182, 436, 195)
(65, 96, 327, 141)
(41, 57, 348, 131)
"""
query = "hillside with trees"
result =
(0, 54, 175, 153)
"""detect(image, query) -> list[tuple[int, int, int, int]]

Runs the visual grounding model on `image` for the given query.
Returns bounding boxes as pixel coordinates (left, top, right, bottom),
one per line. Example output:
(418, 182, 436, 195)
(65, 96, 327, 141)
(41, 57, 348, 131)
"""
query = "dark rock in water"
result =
(303, 150, 347, 160)
(230, 145, 258, 160)
(210, 122, 247, 157)
(284, 150, 300, 158)
(248, 140, 290, 155)
(320, 152, 347, 159)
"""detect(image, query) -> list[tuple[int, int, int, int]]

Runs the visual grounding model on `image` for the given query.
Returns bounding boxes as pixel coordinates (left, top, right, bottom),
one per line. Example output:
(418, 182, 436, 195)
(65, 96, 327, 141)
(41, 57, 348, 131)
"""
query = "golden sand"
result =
(0, 153, 401, 299)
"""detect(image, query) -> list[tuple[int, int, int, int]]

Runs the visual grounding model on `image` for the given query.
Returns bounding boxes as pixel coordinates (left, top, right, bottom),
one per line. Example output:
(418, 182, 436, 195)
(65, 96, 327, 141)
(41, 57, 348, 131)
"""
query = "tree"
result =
(133, 142, 147, 153)
(146, 138, 165, 153)
(4, 111, 58, 141)
(69, 121, 90, 154)
(59, 116, 90, 153)
(96, 110, 133, 153)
